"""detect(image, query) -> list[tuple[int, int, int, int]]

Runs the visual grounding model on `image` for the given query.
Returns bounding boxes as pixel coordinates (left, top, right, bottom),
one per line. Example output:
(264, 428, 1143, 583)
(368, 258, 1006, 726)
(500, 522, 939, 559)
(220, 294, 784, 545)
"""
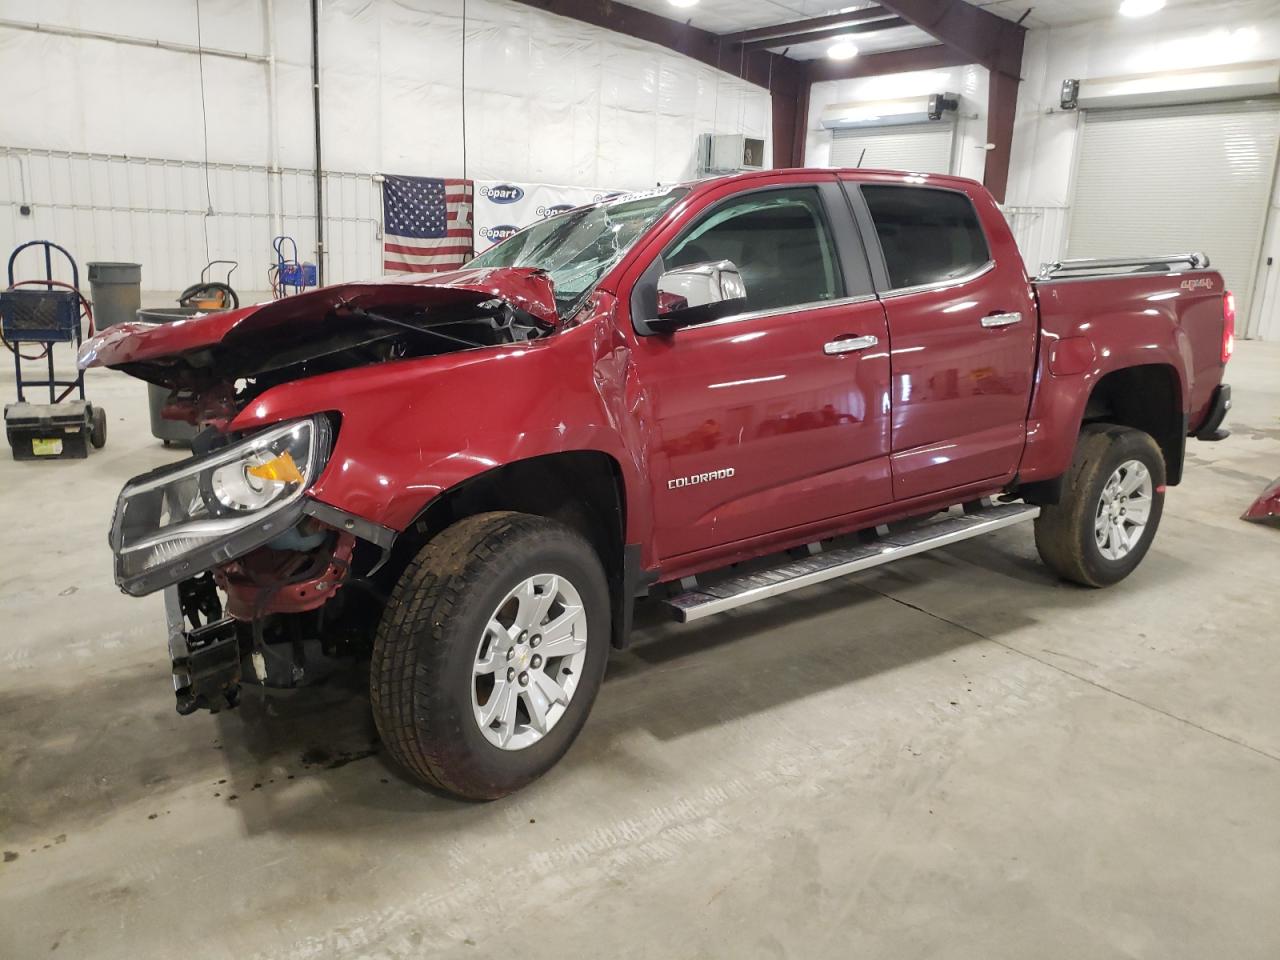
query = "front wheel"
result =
(1034, 424, 1166, 587)
(371, 512, 609, 800)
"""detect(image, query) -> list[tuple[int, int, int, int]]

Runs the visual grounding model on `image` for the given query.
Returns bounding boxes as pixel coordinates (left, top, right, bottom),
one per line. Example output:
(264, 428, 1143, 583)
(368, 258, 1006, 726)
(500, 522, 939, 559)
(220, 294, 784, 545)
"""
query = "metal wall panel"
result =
(1, 146, 382, 294)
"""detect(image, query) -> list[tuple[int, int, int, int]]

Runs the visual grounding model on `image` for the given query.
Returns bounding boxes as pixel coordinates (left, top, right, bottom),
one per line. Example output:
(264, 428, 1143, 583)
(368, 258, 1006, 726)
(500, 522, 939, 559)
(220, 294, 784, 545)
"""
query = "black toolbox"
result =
(4, 400, 93, 460)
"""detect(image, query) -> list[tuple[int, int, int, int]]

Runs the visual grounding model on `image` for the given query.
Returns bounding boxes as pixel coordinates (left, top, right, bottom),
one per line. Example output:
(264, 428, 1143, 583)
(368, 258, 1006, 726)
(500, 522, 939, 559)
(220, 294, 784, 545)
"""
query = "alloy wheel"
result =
(471, 573, 588, 750)
(1094, 458, 1154, 561)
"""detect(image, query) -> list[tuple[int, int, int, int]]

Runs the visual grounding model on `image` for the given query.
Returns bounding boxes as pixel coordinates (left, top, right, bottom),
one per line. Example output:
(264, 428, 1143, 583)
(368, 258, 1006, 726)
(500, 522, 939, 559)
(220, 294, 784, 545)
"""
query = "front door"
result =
(629, 182, 894, 562)
(851, 181, 1038, 501)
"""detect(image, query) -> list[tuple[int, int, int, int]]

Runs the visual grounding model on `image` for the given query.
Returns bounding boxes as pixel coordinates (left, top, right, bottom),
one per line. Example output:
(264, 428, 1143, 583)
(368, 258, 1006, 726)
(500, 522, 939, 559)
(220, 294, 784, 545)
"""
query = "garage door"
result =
(1068, 100, 1280, 323)
(830, 122, 954, 174)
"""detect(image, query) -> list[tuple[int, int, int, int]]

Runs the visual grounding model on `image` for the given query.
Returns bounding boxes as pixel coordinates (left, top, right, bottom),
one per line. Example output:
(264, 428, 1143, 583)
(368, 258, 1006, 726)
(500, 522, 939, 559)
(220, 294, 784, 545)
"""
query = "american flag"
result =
(381, 175, 474, 273)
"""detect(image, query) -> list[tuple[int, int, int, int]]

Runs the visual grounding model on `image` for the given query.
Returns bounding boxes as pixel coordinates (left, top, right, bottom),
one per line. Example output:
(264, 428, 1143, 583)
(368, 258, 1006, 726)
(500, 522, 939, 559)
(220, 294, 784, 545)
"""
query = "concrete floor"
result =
(2, 340, 1279, 960)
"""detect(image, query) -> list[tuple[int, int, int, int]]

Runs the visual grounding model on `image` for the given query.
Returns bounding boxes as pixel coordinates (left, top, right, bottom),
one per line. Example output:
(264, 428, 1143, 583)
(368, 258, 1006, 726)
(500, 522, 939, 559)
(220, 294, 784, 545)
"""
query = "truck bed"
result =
(1033, 265, 1228, 428)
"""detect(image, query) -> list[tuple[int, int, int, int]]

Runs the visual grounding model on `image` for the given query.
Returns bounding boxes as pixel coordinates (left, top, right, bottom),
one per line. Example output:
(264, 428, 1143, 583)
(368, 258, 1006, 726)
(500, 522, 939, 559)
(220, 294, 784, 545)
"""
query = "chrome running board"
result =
(662, 502, 1040, 623)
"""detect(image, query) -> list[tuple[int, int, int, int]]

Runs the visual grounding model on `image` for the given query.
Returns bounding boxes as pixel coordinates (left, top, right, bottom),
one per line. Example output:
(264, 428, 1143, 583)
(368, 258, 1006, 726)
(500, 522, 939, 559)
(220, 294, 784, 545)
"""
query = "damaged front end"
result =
(110, 413, 393, 712)
(87, 268, 563, 714)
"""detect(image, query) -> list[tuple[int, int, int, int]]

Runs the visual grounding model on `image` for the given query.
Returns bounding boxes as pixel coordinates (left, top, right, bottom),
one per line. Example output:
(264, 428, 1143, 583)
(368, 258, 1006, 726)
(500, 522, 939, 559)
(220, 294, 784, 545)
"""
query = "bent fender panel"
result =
(229, 318, 645, 537)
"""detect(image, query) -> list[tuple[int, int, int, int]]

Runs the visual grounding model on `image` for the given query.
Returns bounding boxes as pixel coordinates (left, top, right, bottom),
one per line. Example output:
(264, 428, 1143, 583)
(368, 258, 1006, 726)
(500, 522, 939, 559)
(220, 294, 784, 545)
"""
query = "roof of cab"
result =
(686, 167, 984, 194)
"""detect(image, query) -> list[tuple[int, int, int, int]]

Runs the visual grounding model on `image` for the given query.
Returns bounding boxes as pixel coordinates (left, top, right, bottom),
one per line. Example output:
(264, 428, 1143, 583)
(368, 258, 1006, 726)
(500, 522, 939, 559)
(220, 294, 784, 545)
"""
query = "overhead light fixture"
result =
(667, 0, 699, 8)
(1118, 0, 1165, 16)
(827, 40, 859, 60)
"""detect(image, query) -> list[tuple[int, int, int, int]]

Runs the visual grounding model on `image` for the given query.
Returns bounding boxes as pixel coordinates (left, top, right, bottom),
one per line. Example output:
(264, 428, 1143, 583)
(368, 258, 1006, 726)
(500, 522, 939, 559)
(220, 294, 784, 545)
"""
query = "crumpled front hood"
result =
(78, 266, 559, 377)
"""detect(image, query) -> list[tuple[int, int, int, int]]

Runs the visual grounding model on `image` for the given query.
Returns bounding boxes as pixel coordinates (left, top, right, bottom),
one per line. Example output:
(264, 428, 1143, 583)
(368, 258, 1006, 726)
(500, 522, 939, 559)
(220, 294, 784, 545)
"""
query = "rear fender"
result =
(1020, 354, 1185, 485)
(1018, 278, 1211, 483)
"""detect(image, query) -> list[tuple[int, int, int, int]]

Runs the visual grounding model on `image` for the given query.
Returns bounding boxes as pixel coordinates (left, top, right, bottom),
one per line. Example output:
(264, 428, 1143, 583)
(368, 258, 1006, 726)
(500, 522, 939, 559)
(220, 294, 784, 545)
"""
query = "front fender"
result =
(229, 318, 647, 536)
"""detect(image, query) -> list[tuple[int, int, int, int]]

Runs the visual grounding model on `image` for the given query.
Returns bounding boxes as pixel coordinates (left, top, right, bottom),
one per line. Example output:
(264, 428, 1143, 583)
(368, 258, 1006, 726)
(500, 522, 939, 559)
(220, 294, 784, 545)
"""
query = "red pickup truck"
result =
(82, 169, 1233, 800)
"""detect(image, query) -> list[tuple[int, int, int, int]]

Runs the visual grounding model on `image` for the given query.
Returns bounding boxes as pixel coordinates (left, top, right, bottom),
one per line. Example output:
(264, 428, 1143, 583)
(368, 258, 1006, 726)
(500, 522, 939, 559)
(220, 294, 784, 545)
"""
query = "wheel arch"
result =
(1018, 356, 1187, 495)
(385, 450, 642, 648)
(1081, 362, 1185, 484)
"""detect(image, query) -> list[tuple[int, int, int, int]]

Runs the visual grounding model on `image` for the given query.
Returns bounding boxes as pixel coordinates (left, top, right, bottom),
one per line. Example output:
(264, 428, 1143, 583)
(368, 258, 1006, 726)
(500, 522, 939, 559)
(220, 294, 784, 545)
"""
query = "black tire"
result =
(371, 512, 610, 800)
(89, 405, 107, 449)
(1034, 424, 1166, 587)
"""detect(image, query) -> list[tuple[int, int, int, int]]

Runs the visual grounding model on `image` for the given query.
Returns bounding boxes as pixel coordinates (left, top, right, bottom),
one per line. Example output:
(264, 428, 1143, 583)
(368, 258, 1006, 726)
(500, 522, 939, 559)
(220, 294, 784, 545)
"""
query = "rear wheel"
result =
(1034, 424, 1165, 587)
(371, 512, 609, 800)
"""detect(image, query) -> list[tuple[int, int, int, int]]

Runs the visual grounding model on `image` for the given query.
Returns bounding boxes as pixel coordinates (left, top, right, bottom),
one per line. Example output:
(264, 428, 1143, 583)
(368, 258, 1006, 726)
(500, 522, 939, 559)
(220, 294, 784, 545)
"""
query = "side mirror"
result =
(650, 260, 748, 333)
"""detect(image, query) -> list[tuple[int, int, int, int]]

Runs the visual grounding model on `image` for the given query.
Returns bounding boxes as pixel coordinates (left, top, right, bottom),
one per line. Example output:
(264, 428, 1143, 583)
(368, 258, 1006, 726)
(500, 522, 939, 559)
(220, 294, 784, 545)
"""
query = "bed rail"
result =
(1036, 252, 1210, 281)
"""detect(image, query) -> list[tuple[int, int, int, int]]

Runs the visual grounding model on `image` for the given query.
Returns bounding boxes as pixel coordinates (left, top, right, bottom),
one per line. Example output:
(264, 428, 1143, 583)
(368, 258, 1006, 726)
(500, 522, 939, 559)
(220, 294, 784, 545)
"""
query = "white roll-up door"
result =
(1068, 100, 1280, 324)
(829, 122, 955, 174)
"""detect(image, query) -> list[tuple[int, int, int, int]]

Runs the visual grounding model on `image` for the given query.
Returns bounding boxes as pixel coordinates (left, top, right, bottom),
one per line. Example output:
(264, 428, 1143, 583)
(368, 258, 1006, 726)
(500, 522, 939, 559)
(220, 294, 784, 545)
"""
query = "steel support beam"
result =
(790, 81, 812, 173)
(723, 7, 887, 44)
(804, 44, 970, 84)
(740, 18, 909, 51)
(874, 0, 1024, 78)
(984, 69, 1020, 204)
(875, 0, 1026, 202)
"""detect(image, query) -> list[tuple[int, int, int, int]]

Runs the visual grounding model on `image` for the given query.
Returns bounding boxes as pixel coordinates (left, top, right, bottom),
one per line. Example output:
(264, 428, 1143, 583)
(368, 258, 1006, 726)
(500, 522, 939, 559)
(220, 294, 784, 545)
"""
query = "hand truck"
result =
(1, 240, 107, 459)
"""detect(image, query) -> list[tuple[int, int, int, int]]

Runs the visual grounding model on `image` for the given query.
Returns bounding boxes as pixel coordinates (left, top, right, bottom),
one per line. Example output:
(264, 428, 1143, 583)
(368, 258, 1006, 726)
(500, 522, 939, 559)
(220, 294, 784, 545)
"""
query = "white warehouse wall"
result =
(1005, 0, 1280, 339)
(0, 0, 771, 294)
(803, 64, 991, 183)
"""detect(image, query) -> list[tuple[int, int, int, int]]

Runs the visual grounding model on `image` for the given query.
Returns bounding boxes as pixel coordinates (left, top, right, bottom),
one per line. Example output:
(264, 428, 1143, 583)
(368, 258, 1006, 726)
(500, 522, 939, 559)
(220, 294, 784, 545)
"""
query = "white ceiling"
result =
(614, 0, 1212, 39)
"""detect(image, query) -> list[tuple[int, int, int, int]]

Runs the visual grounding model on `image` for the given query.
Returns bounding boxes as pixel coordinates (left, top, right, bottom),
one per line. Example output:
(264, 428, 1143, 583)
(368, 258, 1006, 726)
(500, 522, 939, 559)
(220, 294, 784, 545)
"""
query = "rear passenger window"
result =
(862, 186, 991, 289)
(665, 188, 844, 313)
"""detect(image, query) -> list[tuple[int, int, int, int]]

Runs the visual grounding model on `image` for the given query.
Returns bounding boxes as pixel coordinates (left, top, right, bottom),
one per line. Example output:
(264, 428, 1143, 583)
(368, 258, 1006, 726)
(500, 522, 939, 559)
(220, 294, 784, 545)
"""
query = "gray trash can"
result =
(87, 262, 142, 331)
(138, 306, 201, 446)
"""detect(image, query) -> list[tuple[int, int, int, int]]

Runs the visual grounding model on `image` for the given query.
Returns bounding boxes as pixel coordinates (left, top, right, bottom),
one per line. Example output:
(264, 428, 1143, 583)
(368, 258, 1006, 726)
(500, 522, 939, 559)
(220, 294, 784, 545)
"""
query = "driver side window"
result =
(665, 187, 845, 314)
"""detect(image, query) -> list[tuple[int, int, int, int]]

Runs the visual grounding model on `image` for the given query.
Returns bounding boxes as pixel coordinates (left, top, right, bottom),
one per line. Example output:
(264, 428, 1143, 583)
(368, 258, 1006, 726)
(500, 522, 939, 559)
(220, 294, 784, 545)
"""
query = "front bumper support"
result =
(165, 579, 241, 714)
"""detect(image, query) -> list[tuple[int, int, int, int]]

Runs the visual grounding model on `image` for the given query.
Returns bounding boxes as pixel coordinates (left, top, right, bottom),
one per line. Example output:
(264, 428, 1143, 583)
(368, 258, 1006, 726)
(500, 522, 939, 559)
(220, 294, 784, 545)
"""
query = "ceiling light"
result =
(827, 40, 859, 60)
(667, 0, 699, 8)
(1118, 0, 1165, 17)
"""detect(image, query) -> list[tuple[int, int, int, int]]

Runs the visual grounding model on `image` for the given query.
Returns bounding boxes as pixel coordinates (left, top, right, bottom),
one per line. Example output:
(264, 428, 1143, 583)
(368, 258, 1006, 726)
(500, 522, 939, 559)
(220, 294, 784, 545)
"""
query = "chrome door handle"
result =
(823, 334, 878, 355)
(981, 312, 1022, 328)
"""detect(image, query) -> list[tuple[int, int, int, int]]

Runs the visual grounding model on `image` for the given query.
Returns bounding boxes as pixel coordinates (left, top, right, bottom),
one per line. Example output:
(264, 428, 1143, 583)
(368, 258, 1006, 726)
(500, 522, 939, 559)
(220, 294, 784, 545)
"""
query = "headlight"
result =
(110, 416, 333, 596)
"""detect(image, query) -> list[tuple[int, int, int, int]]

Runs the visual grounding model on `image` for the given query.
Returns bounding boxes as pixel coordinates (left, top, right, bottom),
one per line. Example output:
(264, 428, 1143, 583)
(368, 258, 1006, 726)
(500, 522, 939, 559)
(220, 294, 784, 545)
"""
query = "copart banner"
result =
(473, 181, 625, 253)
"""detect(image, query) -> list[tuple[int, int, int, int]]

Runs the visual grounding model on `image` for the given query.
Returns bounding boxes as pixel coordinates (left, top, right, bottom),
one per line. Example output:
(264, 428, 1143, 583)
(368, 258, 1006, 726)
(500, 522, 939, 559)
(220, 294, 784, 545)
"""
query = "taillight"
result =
(1222, 291, 1235, 364)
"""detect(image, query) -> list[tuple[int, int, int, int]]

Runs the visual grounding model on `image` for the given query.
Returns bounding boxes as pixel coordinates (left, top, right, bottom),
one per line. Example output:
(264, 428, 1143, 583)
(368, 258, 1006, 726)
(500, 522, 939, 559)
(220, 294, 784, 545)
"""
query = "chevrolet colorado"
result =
(81, 169, 1233, 800)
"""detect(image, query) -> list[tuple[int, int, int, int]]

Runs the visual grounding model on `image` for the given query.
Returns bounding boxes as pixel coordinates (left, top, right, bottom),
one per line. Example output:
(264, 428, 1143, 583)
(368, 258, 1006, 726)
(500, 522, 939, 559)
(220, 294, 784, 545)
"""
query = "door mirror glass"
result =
(652, 259, 749, 331)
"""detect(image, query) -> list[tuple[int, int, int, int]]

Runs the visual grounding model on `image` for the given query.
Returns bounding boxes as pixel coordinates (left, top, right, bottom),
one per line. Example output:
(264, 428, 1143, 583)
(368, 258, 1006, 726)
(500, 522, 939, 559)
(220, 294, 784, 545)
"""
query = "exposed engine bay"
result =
(232, 298, 543, 398)
(147, 297, 547, 426)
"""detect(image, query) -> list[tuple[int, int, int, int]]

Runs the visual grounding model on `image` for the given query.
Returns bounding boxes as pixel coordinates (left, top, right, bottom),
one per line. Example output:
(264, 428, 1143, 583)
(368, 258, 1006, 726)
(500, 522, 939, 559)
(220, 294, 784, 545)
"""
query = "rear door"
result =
(627, 179, 893, 562)
(845, 179, 1037, 500)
